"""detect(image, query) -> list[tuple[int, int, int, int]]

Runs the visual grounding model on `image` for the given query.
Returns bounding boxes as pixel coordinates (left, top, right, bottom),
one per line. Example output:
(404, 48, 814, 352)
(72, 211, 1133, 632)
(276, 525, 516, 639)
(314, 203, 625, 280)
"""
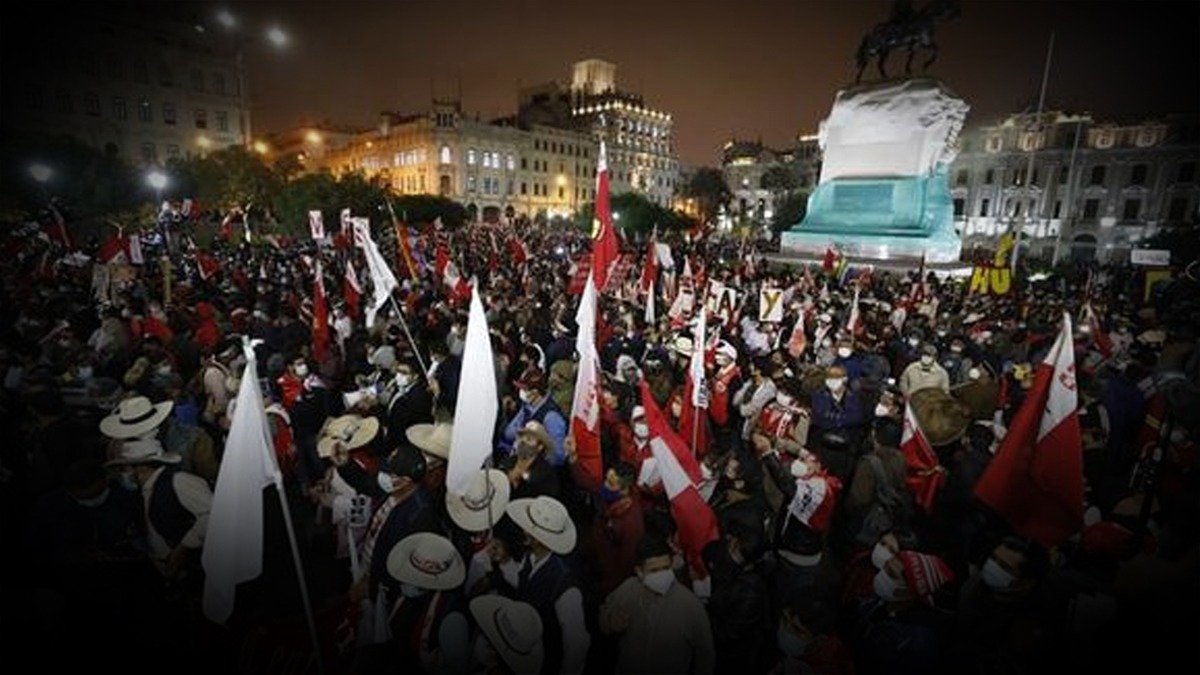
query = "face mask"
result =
(632, 422, 649, 439)
(873, 569, 904, 602)
(968, 367, 981, 381)
(874, 403, 890, 417)
(776, 394, 793, 407)
(394, 373, 414, 389)
(951, 346, 963, 354)
(825, 378, 845, 391)
(400, 582, 426, 598)
(907, 338, 920, 347)
(837, 347, 852, 359)
(777, 624, 810, 658)
(599, 485, 623, 504)
(981, 558, 1016, 591)
(156, 365, 172, 376)
(641, 569, 675, 595)
(871, 543, 896, 569)
(920, 355, 934, 366)
(518, 389, 534, 404)
(294, 364, 309, 378)
(77, 366, 94, 380)
(74, 487, 111, 508)
(118, 472, 139, 492)
(377, 473, 396, 494)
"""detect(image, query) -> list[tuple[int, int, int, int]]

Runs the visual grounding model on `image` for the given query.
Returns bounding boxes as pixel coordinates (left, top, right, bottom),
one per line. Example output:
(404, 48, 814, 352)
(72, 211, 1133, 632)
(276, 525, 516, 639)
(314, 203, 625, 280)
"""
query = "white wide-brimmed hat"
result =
(317, 414, 380, 458)
(670, 336, 694, 357)
(506, 496, 577, 555)
(470, 595, 544, 675)
(407, 421, 453, 460)
(99, 396, 174, 439)
(386, 532, 466, 591)
(104, 438, 182, 467)
(446, 469, 510, 533)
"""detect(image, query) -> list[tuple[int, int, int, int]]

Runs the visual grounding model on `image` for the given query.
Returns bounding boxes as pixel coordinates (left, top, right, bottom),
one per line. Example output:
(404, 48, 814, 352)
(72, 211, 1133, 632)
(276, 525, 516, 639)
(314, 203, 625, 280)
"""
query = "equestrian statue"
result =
(855, 0, 961, 83)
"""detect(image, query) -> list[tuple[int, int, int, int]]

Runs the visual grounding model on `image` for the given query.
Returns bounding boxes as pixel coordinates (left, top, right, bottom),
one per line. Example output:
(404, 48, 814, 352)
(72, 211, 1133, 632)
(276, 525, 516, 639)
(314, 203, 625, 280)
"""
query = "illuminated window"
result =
(507, 154, 515, 170)
(467, 148, 477, 165)
(440, 146, 452, 164)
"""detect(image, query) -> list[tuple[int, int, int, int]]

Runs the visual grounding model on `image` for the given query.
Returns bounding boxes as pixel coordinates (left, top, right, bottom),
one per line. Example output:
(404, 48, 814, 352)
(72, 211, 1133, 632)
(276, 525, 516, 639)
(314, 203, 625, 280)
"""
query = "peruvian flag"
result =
(569, 274, 604, 485)
(901, 401, 944, 515)
(786, 309, 808, 359)
(681, 308, 710, 458)
(974, 312, 1084, 549)
(822, 246, 838, 272)
(1081, 302, 1112, 358)
(343, 259, 362, 320)
(845, 284, 861, 336)
(639, 381, 720, 580)
(591, 140, 620, 293)
(312, 259, 330, 361)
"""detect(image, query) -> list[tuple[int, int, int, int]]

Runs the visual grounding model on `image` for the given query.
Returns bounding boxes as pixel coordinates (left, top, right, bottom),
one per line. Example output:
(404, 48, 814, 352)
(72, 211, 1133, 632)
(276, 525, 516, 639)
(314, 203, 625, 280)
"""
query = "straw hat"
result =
(385, 532, 466, 591)
(470, 595, 544, 675)
(104, 438, 182, 467)
(407, 421, 453, 460)
(516, 421, 553, 454)
(317, 414, 380, 458)
(670, 336, 694, 357)
(445, 469, 511, 532)
(506, 496, 577, 555)
(99, 396, 173, 440)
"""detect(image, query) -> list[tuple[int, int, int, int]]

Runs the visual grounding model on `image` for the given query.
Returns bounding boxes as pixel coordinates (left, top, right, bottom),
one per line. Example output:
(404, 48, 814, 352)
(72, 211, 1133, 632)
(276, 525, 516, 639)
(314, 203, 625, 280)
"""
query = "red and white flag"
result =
(786, 310, 807, 360)
(447, 285, 499, 496)
(974, 311, 1084, 549)
(343, 259, 362, 320)
(312, 259, 330, 362)
(1081, 302, 1112, 358)
(901, 400, 943, 515)
(309, 210, 325, 240)
(569, 275, 603, 485)
(591, 140, 620, 293)
(639, 381, 719, 579)
(845, 285, 861, 336)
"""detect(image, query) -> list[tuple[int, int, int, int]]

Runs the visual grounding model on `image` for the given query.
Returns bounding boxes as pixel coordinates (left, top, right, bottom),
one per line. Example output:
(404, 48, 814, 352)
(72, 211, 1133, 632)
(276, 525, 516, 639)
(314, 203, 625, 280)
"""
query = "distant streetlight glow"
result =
(305, 130, 323, 144)
(253, 140, 270, 155)
(197, 135, 212, 149)
(29, 163, 53, 184)
(217, 9, 237, 29)
(266, 25, 289, 48)
(147, 170, 168, 191)
(556, 174, 567, 187)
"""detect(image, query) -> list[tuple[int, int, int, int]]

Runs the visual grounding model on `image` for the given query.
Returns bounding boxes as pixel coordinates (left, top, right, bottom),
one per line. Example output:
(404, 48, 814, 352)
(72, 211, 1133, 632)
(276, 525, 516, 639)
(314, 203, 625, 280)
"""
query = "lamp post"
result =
(29, 163, 52, 204)
(147, 170, 168, 205)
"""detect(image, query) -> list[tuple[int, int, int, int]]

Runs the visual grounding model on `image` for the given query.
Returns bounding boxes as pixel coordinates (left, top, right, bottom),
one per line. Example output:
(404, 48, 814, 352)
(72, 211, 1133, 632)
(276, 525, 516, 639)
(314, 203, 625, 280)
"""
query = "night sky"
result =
(8, 0, 1200, 166)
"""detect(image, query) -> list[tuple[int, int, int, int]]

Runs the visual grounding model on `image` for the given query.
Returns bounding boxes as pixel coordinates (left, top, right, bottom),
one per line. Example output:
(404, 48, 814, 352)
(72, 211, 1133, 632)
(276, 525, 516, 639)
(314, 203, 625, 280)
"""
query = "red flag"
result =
(567, 254, 592, 296)
(343, 259, 361, 320)
(591, 140, 619, 292)
(639, 381, 719, 579)
(1081, 302, 1112, 358)
(196, 251, 220, 282)
(640, 235, 658, 296)
(508, 237, 528, 267)
(45, 203, 72, 249)
(395, 220, 419, 280)
(312, 260, 330, 361)
(901, 401, 944, 515)
(975, 312, 1084, 549)
(786, 310, 808, 360)
(822, 247, 837, 272)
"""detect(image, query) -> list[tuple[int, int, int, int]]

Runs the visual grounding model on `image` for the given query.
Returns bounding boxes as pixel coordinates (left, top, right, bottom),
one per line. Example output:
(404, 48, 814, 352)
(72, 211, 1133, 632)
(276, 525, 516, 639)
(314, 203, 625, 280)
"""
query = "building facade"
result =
(1, 6, 248, 168)
(313, 100, 598, 222)
(950, 112, 1200, 263)
(721, 140, 791, 224)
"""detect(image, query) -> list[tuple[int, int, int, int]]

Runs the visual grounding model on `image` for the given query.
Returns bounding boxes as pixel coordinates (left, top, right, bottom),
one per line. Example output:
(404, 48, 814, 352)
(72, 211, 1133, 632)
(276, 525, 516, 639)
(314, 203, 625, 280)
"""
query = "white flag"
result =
(202, 341, 282, 624)
(308, 210, 324, 240)
(361, 225, 398, 328)
(571, 275, 601, 432)
(644, 280, 656, 326)
(447, 285, 498, 496)
(690, 307, 707, 408)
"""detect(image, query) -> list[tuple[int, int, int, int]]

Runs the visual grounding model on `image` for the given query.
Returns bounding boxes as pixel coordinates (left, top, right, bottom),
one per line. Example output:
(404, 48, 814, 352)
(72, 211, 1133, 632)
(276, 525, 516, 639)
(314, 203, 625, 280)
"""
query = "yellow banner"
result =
(1144, 268, 1172, 302)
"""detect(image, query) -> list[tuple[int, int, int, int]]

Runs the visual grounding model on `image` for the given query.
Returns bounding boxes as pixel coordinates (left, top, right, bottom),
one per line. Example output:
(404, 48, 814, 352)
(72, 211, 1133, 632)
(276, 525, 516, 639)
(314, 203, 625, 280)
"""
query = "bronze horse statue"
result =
(855, 0, 961, 83)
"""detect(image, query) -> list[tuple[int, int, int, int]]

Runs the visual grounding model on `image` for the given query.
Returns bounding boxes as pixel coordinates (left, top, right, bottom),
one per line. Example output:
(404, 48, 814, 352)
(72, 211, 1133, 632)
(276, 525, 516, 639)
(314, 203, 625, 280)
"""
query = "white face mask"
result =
(837, 347, 852, 359)
(294, 363, 309, 378)
(394, 373, 414, 389)
(776, 394, 793, 407)
(907, 338, 920, 347)
(873, 569, 905, 601)
(633, 422, 649, 439)
(641, 568, 675, 595)
(118, 472, 139, 492)
(981, 558, 1016, 591)
(874, 403, 890, 417)
(871, 543, 896, 569)
(920, 355, 934, 366)
(77, 366, 94, 380)
(968, 367, 981, 381)
(518, 389, 535, 404)
(377, 473, 395, 494)
(825, 378, 845, 391)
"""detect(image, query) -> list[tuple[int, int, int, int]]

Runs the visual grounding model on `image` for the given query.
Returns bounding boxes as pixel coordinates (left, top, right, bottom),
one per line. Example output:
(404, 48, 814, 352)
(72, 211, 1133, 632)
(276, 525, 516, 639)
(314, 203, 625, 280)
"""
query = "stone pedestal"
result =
(782, 78, 968, 263)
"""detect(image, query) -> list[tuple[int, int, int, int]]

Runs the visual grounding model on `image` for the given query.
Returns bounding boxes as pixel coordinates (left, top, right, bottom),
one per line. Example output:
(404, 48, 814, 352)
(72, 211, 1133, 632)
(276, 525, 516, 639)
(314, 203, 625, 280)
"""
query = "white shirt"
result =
(140, 465, 213, 567)
(524, 551, 591, 675)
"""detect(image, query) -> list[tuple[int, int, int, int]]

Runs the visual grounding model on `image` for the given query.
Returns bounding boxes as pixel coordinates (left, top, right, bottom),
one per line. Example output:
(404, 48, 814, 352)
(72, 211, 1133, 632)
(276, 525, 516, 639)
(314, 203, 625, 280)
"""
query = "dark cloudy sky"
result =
(10, 0, 1200, 166)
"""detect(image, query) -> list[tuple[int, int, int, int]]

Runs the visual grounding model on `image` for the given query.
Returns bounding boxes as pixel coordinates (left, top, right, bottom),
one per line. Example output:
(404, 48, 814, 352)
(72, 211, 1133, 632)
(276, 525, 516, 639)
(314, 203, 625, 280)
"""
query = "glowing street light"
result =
(305, 130, 323, 145)
(266, 25, 289, 48)
(216, 9, 237, 29)
(29, 163, 53, 184)
(252, 140, 270, 155)
(147, 170, 168, 204)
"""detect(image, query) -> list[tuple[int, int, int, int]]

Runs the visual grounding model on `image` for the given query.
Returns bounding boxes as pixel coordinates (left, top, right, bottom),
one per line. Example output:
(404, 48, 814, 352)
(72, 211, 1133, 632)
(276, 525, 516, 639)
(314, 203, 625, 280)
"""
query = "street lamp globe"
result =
(147, 170, 168, 192)
(216, 9, 237, 29)
(266, 25, 289, 48)
(29, 163, 53, 184)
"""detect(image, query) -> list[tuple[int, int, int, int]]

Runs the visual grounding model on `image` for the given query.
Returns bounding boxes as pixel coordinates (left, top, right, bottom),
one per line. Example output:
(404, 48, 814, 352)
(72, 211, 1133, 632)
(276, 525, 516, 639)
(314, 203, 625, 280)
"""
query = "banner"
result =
(351, 217, 369, 249)
(759, 287, 784, 322)
(968, 265, 1012, 295)
(309, 210, 324, 240)
(1130, 249, 1170, 267)
(704, 280, 738, 324)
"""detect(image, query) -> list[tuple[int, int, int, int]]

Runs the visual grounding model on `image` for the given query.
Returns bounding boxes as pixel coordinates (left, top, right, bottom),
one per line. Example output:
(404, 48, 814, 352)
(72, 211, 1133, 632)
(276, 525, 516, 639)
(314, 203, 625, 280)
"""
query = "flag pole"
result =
(272, 477, 326, 675)
(387, 293, 429, 377)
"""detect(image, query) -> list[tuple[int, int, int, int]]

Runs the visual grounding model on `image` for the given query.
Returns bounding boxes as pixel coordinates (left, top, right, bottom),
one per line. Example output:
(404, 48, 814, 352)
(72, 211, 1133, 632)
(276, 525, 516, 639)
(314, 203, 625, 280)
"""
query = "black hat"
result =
(382, 444, 427, 482)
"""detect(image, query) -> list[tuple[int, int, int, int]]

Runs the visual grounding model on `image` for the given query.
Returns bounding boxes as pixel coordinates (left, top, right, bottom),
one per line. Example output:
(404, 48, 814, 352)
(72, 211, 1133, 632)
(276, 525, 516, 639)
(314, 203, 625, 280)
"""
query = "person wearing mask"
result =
(287, 353, 338, 495)
(469, 594, 545, 675)
(733, 357, 780, 441)
(832, 336, 865, 385)
(506, 495, 590, 675)
(899, 342, 951, 398)
(565, 451, 645, 599)
(383, 360, 434, 451)
(704, 519, 773, 675)
(852, 550, 956, 674)
(501, 421, 563, 502)
(499, 367, 568, 467)
(599, 534, 716, 675)
(105, 438, 212, 589)
(708, 341, 743, 444)
(769, 596, 855, 675)
(809, 364, 867, 481)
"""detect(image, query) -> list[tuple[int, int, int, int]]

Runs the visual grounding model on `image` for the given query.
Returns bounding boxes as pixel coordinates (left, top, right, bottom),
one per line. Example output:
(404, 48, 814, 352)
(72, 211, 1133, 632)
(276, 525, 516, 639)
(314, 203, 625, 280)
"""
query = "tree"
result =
(682, 167, 731, 225)
(770, 191, 809, 237)
(574, 191, 697, 242)
(760, 165, 799, 193)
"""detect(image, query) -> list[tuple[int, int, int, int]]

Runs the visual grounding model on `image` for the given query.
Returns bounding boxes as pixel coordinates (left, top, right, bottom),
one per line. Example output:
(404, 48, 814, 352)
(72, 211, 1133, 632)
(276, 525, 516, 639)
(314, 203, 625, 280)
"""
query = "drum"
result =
(909, 386, 971, 446)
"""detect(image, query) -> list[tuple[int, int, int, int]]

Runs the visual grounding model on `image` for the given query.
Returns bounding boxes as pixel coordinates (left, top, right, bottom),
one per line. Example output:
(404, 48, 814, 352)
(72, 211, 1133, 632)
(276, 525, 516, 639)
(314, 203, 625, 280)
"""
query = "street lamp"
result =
(218, 11, 289, 148)
(29, 163, 53, 185)
(147, 170, 168, 204)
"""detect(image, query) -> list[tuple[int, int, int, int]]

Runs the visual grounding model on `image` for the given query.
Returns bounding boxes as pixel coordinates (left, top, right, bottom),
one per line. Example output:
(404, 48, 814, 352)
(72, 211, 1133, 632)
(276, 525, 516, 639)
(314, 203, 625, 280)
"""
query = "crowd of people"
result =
(0, 213, 1196, 675)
